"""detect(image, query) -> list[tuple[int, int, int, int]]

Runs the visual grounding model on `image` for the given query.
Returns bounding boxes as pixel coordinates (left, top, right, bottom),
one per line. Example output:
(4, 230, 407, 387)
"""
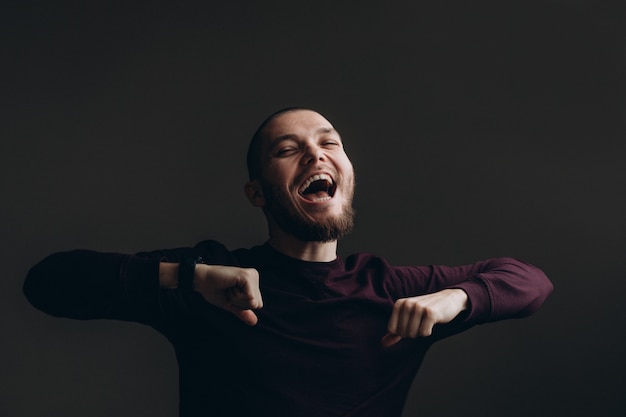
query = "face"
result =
(248, 110, 355, 242)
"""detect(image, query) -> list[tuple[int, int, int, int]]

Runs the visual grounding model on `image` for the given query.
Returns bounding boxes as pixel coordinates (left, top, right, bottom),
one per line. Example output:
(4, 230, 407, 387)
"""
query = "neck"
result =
(267, 228, 338, 262)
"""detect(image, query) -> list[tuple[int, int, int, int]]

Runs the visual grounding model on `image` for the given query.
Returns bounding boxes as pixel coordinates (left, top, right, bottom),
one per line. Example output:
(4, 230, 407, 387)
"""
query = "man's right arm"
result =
(24, 250, 262, 325)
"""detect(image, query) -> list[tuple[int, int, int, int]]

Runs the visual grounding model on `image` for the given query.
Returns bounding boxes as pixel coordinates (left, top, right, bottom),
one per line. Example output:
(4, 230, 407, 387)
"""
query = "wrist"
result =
(159, 262, 179, 289)
(449, 288, 469, 311)
(178, 256, 204, 292)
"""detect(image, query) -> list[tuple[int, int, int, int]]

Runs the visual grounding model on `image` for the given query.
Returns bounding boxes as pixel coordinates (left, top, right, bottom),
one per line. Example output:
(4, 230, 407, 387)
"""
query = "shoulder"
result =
(193, 240, 272, 268)
(190, 240, 246, 266)
(193, 239, 230, 254)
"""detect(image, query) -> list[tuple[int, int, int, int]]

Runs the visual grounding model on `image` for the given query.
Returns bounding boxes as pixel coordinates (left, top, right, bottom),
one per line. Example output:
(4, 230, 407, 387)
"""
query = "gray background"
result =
(2, 1, 625, 416)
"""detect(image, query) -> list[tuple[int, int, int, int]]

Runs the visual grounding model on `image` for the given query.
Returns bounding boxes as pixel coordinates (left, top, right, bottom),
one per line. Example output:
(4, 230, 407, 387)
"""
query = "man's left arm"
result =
(382, 257, 553, 347)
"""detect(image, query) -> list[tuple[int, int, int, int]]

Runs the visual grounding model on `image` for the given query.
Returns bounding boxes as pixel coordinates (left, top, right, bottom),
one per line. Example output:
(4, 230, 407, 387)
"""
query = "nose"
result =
(302, 144, 325, 165)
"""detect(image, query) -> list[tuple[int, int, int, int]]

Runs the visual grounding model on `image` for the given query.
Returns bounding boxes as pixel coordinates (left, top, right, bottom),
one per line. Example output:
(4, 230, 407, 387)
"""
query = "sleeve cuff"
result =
(451, 278, 493, 323)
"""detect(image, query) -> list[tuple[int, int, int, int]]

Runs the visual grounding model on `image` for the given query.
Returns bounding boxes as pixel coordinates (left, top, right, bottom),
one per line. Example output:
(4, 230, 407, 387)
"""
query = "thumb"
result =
(231, 309, 259, 326)
(381, 332, 402, 348)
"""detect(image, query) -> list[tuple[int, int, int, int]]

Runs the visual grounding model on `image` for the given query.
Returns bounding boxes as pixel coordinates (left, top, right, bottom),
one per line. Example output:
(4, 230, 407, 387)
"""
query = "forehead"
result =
(262, 110, 336, 145)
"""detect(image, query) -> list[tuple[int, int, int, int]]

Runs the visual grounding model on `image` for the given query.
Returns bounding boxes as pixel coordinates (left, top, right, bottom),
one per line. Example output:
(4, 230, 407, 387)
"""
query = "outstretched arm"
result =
(382, 257, 553, 347)
(24, 247, 263, 326)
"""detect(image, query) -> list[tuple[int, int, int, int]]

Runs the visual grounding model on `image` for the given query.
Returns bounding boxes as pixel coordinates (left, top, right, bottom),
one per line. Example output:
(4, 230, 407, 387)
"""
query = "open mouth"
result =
(298, 174, 337, 202)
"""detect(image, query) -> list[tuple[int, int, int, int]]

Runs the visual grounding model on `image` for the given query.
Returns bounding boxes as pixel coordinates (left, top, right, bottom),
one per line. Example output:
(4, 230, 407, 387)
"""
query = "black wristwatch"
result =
(178, 256, 202, 292)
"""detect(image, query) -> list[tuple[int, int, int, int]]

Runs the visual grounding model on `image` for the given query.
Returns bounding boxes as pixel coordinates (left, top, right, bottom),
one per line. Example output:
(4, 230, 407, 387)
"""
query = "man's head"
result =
(245, 108, 355, 242)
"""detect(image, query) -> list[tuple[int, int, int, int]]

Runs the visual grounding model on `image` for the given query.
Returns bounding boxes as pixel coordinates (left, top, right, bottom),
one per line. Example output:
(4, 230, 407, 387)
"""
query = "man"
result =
(24, 108, 553, 417)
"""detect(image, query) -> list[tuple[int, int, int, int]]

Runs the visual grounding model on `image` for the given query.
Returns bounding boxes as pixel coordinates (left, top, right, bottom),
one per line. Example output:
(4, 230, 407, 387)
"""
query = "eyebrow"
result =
(317, 127, 337, 135)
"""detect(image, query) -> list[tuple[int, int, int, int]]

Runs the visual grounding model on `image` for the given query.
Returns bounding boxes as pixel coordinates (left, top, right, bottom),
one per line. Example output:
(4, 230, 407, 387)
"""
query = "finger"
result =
(400, 302, 424, 339)
(232, 309, 259, 326)
(396, 301, 411, 337)
(417, 310, 437, 337)
(237, 273, 263, 309)
(381, 332, 402, 348)
(245, 285, 263, 309)
(387, 301, 402, 335)
(229, 286, 263, 310)
(405, 304, 423, 338)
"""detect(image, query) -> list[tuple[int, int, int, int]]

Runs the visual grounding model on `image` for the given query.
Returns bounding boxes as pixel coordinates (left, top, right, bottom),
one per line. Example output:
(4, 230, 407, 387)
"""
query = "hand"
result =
(194, 264, 263, 326)
(381, 289, 468, 347)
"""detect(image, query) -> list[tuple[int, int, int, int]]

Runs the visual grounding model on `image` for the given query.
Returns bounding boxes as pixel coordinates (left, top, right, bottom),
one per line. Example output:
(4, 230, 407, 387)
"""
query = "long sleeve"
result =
(23, 250, 163, 322)
(450, 257, 553, 322)
(23, 240, 234, 330)
(397, 257, 553, 324)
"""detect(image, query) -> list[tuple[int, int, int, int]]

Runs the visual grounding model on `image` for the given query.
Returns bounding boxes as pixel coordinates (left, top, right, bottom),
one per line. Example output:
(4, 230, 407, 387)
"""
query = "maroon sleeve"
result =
(22, 241, 232, 327)
(24, 250, 165, 322)
(397, 257, 553, 323)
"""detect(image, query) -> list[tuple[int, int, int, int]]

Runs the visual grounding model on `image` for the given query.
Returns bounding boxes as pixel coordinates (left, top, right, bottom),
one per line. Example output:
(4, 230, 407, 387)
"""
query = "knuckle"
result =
(421, 306, 434, 317)
(419, 328, 433, 337)
(398, 300, 412, 312)
(245, 268, 259, 280)
(405, 298, 420, 308)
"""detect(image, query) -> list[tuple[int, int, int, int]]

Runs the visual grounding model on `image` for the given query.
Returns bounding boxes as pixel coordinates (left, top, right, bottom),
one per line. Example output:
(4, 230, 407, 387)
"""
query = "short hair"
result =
(246, 107, 319, 180)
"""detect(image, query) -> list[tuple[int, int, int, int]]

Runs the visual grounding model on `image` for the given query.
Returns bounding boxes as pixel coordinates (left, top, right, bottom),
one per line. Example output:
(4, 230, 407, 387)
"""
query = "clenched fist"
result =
(193, 264, 263, 325)
(381, 289, 468, 347)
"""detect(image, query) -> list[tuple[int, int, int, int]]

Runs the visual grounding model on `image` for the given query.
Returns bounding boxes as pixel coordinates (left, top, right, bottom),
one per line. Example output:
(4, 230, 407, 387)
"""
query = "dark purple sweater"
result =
(24, 240, 553, 417)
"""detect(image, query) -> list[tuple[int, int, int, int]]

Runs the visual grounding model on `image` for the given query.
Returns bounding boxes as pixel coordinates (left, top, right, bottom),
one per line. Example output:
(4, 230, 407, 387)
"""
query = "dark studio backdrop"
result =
(2, 1, 624, 416)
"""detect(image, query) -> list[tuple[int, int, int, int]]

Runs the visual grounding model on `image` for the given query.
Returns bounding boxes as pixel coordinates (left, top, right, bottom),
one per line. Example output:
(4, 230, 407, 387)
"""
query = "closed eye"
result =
(275, 147, 297, 157)
(322, 138, 342, 147)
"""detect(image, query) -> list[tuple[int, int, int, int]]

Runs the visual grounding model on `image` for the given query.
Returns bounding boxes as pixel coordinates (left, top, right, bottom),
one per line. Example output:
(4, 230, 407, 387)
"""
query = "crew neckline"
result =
(261, 242, 344, 268)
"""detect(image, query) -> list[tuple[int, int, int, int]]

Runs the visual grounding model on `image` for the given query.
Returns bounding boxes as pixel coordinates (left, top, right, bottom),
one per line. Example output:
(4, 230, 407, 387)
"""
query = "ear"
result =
(244, 180, 265, 207)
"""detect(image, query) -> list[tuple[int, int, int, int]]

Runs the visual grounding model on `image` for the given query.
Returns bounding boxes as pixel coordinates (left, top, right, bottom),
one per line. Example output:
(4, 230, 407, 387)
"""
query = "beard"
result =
(260, 180, 355, 242)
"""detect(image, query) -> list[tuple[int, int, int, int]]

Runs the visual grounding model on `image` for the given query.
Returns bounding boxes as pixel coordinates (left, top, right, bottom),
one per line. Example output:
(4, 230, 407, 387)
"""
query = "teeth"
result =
(299, 174, 333, 194)
(310, 196, 332, 202)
